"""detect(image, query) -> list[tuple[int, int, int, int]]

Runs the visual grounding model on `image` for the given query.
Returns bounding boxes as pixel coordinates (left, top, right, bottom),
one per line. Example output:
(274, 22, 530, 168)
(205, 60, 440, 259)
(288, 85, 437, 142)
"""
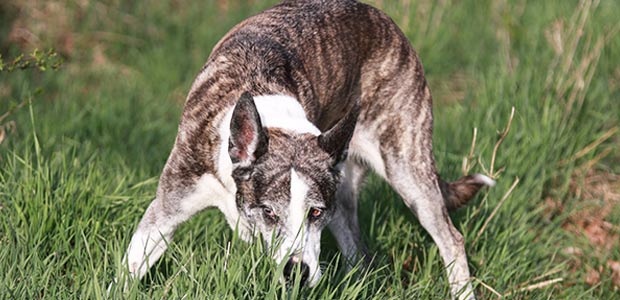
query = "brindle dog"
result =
(118, 1, 494, 299)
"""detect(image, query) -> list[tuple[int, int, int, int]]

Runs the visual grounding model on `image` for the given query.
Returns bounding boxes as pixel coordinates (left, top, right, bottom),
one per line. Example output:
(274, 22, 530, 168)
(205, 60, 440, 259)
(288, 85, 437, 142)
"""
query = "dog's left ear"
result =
(229, 92, 269, 174)
(318, 102, 360, 166)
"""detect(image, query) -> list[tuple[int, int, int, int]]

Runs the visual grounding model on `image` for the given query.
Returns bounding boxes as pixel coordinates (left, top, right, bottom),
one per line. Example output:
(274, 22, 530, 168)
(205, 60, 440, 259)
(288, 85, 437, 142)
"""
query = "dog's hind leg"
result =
(386, 163, 475, 300)
(328, 160, 369, 267)
(379, 123, 477, 300)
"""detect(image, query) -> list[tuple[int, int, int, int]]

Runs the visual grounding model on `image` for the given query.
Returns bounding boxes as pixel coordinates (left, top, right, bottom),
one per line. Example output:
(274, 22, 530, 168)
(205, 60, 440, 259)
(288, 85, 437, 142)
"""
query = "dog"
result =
(118, 1, 495, 299)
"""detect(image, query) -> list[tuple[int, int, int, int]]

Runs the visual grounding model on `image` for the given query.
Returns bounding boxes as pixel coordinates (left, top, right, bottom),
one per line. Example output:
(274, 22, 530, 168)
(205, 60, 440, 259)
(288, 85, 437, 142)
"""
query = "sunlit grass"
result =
(1, 0, 619, 299)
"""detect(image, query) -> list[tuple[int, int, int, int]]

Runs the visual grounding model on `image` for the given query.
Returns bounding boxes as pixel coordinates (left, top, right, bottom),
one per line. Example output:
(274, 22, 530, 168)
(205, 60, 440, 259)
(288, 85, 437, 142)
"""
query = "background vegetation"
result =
(1, 0, 618, 299)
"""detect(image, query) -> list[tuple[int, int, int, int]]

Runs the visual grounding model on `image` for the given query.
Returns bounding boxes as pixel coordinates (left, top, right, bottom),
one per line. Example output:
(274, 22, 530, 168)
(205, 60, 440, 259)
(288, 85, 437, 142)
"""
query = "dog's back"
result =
(179, 0, 426, 178)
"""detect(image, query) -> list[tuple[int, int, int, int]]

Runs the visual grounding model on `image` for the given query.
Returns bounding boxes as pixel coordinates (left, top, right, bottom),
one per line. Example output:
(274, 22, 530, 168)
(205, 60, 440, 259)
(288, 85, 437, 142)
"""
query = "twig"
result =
(472, 277, 502, 298)
(489, 107, 515, 177)
(0, 98, 30, 123)
(462, 127, 478, 175)
(474, 177, 520, 244)
(478, 156, 489, 177)
(504, 278, 564, 296)
(515, 266, 564, 289)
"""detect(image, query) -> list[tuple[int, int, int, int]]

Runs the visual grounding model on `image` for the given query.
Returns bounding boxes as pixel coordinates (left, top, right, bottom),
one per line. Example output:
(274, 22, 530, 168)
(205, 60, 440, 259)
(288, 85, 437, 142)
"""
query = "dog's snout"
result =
(283, 257, 310, 286)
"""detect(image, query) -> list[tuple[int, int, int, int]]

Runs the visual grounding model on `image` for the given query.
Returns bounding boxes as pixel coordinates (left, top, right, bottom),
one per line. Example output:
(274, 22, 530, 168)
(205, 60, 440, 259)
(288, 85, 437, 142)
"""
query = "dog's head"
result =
(228, 92, 358, 286)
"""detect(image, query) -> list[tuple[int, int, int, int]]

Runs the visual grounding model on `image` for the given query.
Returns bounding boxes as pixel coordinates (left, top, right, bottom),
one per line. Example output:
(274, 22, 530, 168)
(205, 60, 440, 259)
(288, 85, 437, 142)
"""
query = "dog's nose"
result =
(283, 257, 310, 286)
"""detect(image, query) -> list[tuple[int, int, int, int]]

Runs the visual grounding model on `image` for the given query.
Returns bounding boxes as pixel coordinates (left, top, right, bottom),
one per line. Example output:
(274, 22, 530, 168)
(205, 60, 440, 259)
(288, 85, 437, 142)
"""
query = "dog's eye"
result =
(309, 207, 323, 221)
(262, 206, 277, 222)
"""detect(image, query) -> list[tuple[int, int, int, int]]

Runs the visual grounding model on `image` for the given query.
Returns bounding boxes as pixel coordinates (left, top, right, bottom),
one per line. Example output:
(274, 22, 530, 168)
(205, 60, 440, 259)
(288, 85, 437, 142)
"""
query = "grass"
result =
(1, 0, 619, 299)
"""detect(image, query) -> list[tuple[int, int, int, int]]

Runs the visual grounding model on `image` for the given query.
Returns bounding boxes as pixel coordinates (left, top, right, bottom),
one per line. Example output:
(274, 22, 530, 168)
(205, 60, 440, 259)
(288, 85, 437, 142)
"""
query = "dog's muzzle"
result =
(283, 255, 310, 286)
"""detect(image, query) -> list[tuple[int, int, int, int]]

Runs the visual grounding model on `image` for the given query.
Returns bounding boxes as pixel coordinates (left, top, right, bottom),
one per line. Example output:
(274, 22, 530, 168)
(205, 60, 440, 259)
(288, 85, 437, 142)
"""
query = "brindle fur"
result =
(118, 1, 494, 299)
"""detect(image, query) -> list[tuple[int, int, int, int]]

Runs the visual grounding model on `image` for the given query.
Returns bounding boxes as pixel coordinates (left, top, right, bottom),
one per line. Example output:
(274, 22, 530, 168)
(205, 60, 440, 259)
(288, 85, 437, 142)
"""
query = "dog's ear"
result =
(229, 92, 269, 172)
(318, 102, 360, 166)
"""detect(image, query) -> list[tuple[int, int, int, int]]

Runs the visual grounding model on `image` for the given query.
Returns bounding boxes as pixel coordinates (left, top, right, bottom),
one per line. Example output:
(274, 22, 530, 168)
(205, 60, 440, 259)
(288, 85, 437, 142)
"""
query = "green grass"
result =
(1, 0, 619, 299)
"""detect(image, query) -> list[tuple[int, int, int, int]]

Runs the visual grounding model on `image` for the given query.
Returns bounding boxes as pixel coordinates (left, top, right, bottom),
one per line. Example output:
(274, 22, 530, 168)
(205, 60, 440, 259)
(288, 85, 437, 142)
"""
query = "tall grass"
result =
(1, 0, 619, 299)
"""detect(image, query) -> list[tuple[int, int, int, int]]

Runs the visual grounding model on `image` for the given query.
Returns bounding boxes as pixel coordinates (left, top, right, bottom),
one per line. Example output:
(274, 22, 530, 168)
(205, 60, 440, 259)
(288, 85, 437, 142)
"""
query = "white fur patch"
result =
(182, 174, 252, 239)
(473, 174, 496, 187)
(253, 95, 321, 135)
(180, 174, 228, 214)
(289, 169, 322, 286)
(348, 126, 387, 178)
(289, 169, 309, 234)
(269, 169, 322, 287)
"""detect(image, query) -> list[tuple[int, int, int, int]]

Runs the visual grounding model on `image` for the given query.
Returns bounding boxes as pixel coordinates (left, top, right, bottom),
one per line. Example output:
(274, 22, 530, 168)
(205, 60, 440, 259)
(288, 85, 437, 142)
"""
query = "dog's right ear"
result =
(229, 92, 269, 175)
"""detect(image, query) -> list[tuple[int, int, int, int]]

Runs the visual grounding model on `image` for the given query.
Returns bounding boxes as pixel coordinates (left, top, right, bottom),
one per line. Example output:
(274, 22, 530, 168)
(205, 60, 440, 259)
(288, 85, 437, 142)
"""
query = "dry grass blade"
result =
(525, 267, 564, 286)
(474, 177, 520, 244)
(504, 278, 564, 297)
(472, 277, 503, 298)
(578, 148, 613, 172)
(223, 241, 231, 271)
(162, 253, 194, 298)
(507, 266, 564, 295)
(559, 127, 619, 166)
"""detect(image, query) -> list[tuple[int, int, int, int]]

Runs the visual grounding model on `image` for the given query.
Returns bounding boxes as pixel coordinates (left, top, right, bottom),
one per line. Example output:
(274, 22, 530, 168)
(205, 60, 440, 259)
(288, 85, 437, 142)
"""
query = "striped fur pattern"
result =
(117, 1, 495, 299)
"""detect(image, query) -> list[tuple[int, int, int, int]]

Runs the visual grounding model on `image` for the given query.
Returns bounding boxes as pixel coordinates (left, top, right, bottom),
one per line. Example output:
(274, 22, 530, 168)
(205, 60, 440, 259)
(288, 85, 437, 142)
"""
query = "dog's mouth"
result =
(283, 257, 310, 285)
(269, 237, 322, 287)
(280, 259, 321, 287)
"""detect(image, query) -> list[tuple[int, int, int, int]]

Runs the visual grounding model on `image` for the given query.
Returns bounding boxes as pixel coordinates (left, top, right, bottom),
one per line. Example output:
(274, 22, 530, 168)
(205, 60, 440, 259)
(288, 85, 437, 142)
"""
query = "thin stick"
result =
(0, 98, 30, 123)
(490, 107, 515, 176)
(516, 267, 564, 289)
(475, 177, 520, 244)
(463, 127, 478, 175)
(522, 277, 564, 291)
(478, 156, 490, 177)
(504, 278, 564, 296)
(473, 277, 503, 298)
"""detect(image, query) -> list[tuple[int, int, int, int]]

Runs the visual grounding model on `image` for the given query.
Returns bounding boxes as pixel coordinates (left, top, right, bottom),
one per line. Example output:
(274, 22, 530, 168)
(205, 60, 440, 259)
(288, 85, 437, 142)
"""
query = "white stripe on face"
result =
(288, 169, 322, 286)
(273, 169, 309, 264)
(289, 169, 309, 236)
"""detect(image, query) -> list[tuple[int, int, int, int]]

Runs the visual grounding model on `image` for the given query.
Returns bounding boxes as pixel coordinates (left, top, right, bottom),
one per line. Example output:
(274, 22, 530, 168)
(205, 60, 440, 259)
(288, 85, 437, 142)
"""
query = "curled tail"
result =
(439, 174, 496, 211)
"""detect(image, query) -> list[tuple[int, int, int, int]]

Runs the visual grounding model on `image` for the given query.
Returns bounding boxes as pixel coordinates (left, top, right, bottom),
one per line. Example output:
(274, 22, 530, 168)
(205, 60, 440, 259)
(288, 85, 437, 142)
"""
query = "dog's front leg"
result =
(329, 160, 370, 267)
(123, 195, 181, 280)
(114, 169, 234, 289)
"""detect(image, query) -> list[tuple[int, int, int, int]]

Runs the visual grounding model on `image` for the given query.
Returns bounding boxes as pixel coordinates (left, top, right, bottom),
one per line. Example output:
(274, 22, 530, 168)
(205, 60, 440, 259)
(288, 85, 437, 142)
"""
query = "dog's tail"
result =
(439, 174, 496, 211)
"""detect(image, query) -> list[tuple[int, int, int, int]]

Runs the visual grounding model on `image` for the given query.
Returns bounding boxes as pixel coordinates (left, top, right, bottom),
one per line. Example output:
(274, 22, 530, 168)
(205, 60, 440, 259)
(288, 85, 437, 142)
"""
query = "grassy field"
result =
(1, 0, 619, 299)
